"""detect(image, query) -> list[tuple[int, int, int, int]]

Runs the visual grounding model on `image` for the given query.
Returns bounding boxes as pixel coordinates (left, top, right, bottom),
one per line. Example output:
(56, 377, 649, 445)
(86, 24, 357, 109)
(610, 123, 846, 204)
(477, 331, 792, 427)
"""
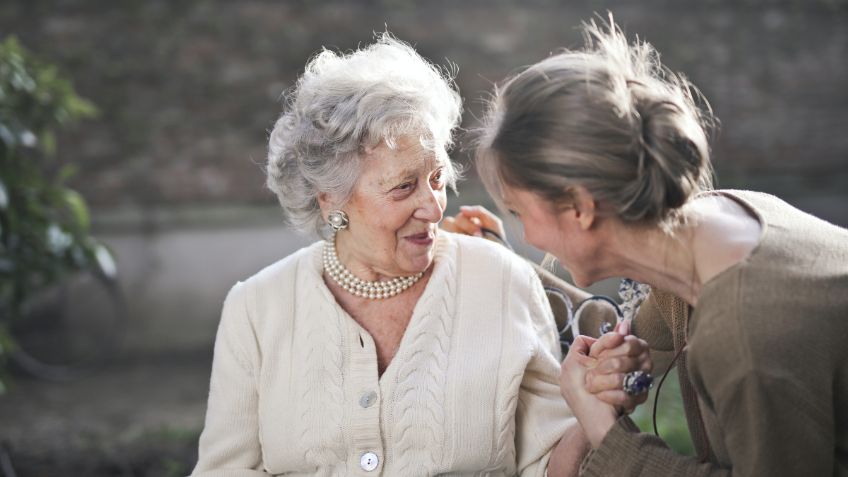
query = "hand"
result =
(559, 335, 619, 449)
(584, 321, 653, 414)
(441, 205, 507, 244)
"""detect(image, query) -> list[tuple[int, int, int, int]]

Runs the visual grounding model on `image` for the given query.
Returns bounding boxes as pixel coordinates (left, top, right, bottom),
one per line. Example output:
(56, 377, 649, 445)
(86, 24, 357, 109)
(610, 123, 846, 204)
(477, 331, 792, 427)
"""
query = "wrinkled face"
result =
(330, 135, 448, 278)
(501, 185, 602, 288)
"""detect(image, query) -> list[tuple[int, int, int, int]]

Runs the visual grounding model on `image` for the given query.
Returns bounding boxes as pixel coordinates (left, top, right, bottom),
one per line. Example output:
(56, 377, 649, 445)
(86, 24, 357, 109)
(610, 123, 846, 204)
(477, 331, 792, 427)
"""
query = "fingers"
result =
(586, 372, 651, 412)
(596, 335, 650, 360)
(589, 331, 625, 358)
(585, 343, 653, 414)
(453, 212, 484, 237)
(442, 205, 509, 243)
(459, 205, 505, 236)
(441, 216, 460, 233)
(593, 355, 646, 375)
(566, 335, 599, 368)
(441, 212, 484, 237)
(570, 335, 598, 355)
(585, 372, 626, 394)
(595, 389, 649, 412)
(584, 356, 651, 387)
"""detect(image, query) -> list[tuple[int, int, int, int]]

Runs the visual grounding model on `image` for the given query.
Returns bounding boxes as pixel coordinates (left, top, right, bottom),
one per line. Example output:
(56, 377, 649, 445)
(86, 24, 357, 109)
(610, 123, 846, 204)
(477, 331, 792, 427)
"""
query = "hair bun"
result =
(620, 90, 711, 222)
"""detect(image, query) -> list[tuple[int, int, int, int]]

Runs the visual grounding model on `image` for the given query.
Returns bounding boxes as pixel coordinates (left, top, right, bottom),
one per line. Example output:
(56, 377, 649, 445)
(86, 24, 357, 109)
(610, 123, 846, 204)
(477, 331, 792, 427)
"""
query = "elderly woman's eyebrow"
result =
(379, 156, 446, 187)
(379, 172, 414, 188)
(379, 167, 423, 187)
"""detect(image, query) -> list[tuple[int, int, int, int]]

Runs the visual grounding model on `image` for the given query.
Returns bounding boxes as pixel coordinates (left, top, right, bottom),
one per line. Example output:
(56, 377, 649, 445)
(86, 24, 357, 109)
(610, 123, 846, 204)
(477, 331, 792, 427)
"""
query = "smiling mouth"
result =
(404, 230, 435, 245)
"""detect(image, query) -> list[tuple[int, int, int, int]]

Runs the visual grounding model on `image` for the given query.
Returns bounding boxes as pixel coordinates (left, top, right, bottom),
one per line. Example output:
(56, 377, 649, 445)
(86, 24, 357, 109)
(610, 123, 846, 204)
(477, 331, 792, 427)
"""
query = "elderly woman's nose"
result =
(414, 186, 444, 223)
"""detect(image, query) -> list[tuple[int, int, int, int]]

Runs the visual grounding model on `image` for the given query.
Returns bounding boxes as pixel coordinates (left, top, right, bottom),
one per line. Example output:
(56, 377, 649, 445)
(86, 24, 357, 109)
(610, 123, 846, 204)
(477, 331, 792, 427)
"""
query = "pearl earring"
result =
(327, 210, 349, 231)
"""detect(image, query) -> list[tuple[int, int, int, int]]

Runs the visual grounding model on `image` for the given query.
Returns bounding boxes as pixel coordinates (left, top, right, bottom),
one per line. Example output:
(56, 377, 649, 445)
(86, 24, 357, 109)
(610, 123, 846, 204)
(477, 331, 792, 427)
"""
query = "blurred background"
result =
(1, 0, 846, 475)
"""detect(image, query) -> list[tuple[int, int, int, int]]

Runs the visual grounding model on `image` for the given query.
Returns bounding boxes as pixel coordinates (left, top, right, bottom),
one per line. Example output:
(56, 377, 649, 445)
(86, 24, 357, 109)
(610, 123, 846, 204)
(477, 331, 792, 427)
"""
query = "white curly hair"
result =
(266, 33, 463, 235)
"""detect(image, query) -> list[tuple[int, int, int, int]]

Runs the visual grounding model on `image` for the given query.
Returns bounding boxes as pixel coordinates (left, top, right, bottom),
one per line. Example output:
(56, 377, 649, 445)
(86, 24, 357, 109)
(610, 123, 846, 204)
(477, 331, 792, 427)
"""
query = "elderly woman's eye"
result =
(430, 169, 445, 188)
(390, 181, 416, 198)
(508, 209, 520, 218)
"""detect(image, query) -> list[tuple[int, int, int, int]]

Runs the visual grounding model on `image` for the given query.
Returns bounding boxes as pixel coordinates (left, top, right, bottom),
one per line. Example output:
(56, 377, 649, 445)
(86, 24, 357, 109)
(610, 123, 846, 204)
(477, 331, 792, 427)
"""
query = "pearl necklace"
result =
(323, 238, 424, 299)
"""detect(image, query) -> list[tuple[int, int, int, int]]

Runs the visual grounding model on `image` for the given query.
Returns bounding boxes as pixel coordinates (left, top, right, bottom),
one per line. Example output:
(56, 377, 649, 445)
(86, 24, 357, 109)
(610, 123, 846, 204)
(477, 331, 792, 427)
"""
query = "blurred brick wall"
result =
(2, 0, 847, 224)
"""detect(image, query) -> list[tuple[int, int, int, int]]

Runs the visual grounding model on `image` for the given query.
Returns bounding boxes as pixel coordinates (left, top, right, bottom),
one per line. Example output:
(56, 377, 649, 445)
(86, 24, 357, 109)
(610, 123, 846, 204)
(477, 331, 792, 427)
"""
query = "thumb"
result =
(569, 335, 600, 368)
(615, 319, 631, 336)
(571, 335, 597, 355)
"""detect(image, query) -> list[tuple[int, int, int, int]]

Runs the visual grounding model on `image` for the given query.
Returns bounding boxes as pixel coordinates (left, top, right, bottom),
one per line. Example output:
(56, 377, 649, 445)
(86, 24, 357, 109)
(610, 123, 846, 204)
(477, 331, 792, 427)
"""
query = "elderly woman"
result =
(190, 36, 647, 477)
(470, 16, 848, 477)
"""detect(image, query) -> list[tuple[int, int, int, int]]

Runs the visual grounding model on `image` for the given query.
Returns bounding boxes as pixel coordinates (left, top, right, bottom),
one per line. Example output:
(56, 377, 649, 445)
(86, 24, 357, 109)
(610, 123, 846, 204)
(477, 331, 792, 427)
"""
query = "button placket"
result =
(345, 323, 385, 474)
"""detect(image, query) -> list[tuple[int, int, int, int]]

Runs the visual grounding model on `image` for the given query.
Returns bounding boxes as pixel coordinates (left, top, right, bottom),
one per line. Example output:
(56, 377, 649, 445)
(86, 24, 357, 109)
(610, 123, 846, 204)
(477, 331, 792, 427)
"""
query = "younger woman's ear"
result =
(571, 186, 596, 231)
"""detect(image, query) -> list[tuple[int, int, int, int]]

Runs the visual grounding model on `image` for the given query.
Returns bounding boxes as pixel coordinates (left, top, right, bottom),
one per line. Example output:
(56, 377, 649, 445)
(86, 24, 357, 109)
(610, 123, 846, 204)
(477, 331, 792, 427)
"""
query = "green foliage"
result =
(631, 370, 696, 456)
(0, 36, 115, 390)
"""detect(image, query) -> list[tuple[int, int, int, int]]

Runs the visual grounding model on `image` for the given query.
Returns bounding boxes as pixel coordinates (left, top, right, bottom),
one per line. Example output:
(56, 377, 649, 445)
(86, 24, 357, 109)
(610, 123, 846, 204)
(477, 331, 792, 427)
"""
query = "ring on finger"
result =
(622, 370, 654, 396)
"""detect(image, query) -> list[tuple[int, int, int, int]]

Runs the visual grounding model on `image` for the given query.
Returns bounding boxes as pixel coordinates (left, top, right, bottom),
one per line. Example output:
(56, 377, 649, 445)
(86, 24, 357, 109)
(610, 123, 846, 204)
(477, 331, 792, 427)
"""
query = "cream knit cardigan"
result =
(192, 232, 574, 477)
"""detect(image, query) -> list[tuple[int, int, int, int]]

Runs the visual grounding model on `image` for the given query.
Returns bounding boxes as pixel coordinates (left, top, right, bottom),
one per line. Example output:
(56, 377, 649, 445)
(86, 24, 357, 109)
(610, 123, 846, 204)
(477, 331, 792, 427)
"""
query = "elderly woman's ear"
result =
(317, 192, 338, 220)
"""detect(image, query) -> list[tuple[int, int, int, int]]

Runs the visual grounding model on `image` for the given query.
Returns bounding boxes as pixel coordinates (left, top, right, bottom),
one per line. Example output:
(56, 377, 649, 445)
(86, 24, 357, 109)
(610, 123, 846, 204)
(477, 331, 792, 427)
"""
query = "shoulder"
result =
(714, 189, 848, 238)
(217, 241, 324, 352)
(238, 240, 323, 295)
(444, 232, 558, 348)
(701, 189, 785, 211)
(221, 240, 324, 329)
(443, 231, 543, 302)
(446, 231, 537, 279)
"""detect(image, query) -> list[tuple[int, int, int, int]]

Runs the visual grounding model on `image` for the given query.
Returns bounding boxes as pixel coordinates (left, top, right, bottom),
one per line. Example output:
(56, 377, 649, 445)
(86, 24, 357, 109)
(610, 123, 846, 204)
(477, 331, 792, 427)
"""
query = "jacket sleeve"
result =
(579, 369, 833, 477)
(578, 416, 729, 477)
(191, 281, 271, 477)
(515, 269, 580, 477)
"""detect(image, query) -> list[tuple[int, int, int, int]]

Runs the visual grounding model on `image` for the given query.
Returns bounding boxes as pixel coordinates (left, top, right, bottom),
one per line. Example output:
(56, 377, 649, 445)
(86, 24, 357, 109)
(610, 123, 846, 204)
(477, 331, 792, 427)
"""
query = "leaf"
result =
(45, 223, 72, 255)
(62, 188, 90, 230)
(94, 244, 117, 279)
(57, 164, 79, 183)
(0, 123, 15, 148)
(40, 130, 55, 156)
(0, 178, 7, 209)
(66, 95, 98, 119)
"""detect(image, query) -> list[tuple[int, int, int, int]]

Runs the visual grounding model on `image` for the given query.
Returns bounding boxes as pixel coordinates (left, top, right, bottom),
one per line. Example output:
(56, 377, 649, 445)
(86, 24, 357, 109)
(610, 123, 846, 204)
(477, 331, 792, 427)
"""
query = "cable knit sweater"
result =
(191, 232, 575, 477)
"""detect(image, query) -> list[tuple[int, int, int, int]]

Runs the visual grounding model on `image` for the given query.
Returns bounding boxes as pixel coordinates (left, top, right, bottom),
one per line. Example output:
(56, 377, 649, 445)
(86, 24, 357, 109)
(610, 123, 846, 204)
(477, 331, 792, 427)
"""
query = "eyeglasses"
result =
(545, 288, 622, 355)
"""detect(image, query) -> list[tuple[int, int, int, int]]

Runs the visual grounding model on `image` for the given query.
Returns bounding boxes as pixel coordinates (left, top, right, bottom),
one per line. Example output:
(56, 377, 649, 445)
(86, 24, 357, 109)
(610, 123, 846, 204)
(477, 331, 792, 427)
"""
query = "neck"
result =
(332, 231, 427, 282)
(333, 231, 388, 282)
(604, 218, 702, 306)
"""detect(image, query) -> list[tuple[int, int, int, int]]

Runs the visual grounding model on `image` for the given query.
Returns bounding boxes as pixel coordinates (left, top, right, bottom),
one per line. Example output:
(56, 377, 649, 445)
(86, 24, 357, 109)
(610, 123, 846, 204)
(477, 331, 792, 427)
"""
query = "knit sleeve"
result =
(191, 281, 271, 477)
(515, 269, 577, 477)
